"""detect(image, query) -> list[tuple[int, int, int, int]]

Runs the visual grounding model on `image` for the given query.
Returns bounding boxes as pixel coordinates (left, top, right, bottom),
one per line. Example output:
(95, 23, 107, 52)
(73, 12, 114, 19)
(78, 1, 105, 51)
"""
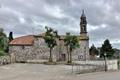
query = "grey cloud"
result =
(0, 0, 120, 48)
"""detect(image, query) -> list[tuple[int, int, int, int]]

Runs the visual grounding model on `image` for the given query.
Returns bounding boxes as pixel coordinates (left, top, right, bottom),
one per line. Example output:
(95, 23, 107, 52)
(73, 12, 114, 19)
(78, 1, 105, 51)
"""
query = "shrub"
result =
(0, 49, 5, 56)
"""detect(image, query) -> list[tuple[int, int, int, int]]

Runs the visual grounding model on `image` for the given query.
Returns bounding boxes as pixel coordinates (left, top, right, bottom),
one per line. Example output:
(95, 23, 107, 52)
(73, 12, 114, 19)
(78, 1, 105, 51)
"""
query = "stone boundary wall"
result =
(0, 55, 11, 65)
(74, 60, 118, 71)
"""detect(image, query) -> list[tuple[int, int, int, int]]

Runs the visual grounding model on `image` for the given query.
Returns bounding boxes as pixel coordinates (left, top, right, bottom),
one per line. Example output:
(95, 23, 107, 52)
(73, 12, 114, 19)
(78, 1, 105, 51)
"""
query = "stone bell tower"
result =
(79, 10, 89, 60)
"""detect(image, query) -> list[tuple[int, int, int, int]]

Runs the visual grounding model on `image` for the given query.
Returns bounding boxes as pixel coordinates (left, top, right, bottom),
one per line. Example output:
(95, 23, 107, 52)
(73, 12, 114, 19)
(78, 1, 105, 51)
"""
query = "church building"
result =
(9, 11, 90, 62)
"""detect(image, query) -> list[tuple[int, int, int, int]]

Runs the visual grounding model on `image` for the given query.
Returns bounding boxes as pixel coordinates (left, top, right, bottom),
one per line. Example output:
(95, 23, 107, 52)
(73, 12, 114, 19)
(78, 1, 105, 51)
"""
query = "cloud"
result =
(43, 5, 66, 19)
(0, 0, 120, 49)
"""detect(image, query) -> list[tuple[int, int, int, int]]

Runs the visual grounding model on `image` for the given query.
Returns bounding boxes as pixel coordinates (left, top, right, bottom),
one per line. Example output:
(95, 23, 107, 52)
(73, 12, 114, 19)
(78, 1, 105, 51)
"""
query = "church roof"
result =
(9, 33, 80, 46)
(9, 35, 34, 46)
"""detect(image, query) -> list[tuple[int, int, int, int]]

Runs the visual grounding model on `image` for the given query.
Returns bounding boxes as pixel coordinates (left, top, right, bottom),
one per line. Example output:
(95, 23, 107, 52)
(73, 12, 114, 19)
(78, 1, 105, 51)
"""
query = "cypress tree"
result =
(100, 39, 114, 59)
(89, 44, 99, 56)
(9, 31, 13, 42)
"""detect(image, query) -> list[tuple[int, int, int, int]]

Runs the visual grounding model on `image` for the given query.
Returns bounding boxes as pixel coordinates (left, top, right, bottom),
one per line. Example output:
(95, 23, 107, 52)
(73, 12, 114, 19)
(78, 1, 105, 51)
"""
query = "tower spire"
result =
(81, 9, 86, 17)
(80, 10, 87, 34)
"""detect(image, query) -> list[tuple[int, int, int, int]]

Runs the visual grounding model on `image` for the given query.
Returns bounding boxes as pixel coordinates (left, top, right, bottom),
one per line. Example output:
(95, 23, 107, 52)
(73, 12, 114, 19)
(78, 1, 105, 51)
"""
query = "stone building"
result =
(79, 10, 89, 60)
(9, 11, 89, 62)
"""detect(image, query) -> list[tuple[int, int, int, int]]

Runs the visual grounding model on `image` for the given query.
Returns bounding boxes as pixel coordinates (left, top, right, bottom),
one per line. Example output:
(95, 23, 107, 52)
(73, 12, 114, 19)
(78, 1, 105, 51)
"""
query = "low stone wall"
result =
(107, 60, 118, 70)
(0, 55, 11, 65)
(26, 59, 48, 64)
(71, 64, 105, 74)
(74, 60, 118, 71)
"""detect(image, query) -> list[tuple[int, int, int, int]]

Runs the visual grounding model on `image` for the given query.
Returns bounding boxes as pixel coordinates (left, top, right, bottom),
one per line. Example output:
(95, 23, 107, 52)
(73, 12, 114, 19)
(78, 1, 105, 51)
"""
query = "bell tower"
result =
(79, 10, 89, 60)
(80, 10, 87, 34)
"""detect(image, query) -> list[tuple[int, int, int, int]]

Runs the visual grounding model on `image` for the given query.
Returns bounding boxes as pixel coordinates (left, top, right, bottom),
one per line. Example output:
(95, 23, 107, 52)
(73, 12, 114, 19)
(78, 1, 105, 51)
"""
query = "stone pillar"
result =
(10, 53, 16, 63)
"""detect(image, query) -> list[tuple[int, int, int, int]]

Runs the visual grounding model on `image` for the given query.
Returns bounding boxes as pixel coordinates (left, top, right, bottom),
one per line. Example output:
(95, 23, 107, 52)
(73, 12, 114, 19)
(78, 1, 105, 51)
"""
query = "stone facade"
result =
(79, 34, 89, 60)
(9, 36, 80, 62)
(9, 37, 50, 62)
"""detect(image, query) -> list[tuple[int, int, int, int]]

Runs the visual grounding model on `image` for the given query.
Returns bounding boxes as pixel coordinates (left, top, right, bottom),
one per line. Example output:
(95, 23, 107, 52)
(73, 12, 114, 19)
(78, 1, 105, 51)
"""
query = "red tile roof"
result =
(9, 35, 34, 46)
(9, 33, 79, 46)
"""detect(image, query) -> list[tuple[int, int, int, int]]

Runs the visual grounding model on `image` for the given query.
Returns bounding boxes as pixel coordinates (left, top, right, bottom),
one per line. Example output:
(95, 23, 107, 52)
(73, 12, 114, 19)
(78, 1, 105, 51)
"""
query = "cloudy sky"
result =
(0, 0, 120, 48)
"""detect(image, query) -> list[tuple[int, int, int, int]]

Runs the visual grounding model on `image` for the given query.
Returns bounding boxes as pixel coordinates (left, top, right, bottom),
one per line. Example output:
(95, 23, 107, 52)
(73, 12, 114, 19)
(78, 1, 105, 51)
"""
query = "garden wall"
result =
(74, 60, 118, 71)
(0, 55, 11, 65)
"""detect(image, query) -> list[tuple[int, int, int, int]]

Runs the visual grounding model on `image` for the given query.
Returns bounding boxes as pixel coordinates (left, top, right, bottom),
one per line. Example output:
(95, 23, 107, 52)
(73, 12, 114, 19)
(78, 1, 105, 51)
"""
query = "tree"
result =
(9, 31, 13, 42)
(0, 28, 7, 50)
(44, 26, 59, 62)
(100, 39, 115, 59)
(113, 48, 120, 59)
(89, 44, 99, 56)
(0, 28, 8, 56)
(64, 33, 79, 63)
(89, 44, 99, 59)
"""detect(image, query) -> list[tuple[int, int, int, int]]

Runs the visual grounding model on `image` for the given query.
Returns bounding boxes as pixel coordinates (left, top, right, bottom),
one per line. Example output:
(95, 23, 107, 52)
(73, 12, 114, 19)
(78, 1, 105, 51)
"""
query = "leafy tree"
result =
(0, 28, 7, 50)
(64, 32, 79, 63)
(0, 49, 5, 56)
(44, 26, 59, 62)
(100, 39, 115, 59)
(9, 31, 13, 42)
(0, 28, 8, 56)
(89, 44, 99, 56)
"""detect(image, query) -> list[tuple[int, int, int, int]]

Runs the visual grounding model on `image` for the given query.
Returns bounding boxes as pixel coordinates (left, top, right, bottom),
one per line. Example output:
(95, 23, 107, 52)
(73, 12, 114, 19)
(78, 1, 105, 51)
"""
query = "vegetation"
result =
(8, 31, 13, 42)
(44, 26, 59, 62)
(4, 31, 14, 53)
(89, 44, 99, 56)
(0, 49, 5, 56)
(100, 39, 115, 59)
(64, 32, 79, 63)
(0, 28, 8, 56)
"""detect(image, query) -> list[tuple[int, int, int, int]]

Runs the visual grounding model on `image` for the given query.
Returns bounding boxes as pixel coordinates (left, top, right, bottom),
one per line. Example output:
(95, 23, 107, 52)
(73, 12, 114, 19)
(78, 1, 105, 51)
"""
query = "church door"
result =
(61, 54, 66, 61)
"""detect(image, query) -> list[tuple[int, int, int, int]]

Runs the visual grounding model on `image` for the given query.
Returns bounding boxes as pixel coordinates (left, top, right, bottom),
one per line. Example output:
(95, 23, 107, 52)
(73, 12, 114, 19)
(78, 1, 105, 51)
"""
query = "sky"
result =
(0, 0, 120, 49)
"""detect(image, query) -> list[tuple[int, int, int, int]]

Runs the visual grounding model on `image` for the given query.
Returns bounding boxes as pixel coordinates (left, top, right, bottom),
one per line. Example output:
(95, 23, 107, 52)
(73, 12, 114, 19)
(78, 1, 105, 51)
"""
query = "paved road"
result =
(0, 63, 120, 80)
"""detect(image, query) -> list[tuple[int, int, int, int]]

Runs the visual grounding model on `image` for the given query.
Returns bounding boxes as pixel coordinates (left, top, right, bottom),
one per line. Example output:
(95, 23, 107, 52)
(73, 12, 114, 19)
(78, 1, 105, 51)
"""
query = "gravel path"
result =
(0, 63, 119, 80)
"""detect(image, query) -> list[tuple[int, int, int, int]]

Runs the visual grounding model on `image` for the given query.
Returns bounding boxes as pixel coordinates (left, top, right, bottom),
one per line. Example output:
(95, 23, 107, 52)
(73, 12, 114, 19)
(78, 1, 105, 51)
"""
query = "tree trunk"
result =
(69, 50, 72, 63)
(66, 46, 70, 63)
(49, 48, 53, 62)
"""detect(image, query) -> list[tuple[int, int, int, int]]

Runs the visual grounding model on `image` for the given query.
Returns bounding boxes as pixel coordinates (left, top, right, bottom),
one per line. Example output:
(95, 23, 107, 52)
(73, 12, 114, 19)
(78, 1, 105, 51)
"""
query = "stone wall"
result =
(74, 60, 118, 71)
(9, 37, 59, 62)
(33, 36, 59, 61)
(9, 36, 86, 62)
(79, 40, 89, 60)
(58, 39, 81, 61)
(9, 46, 34, 62)
(0, 55, 11, 65)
